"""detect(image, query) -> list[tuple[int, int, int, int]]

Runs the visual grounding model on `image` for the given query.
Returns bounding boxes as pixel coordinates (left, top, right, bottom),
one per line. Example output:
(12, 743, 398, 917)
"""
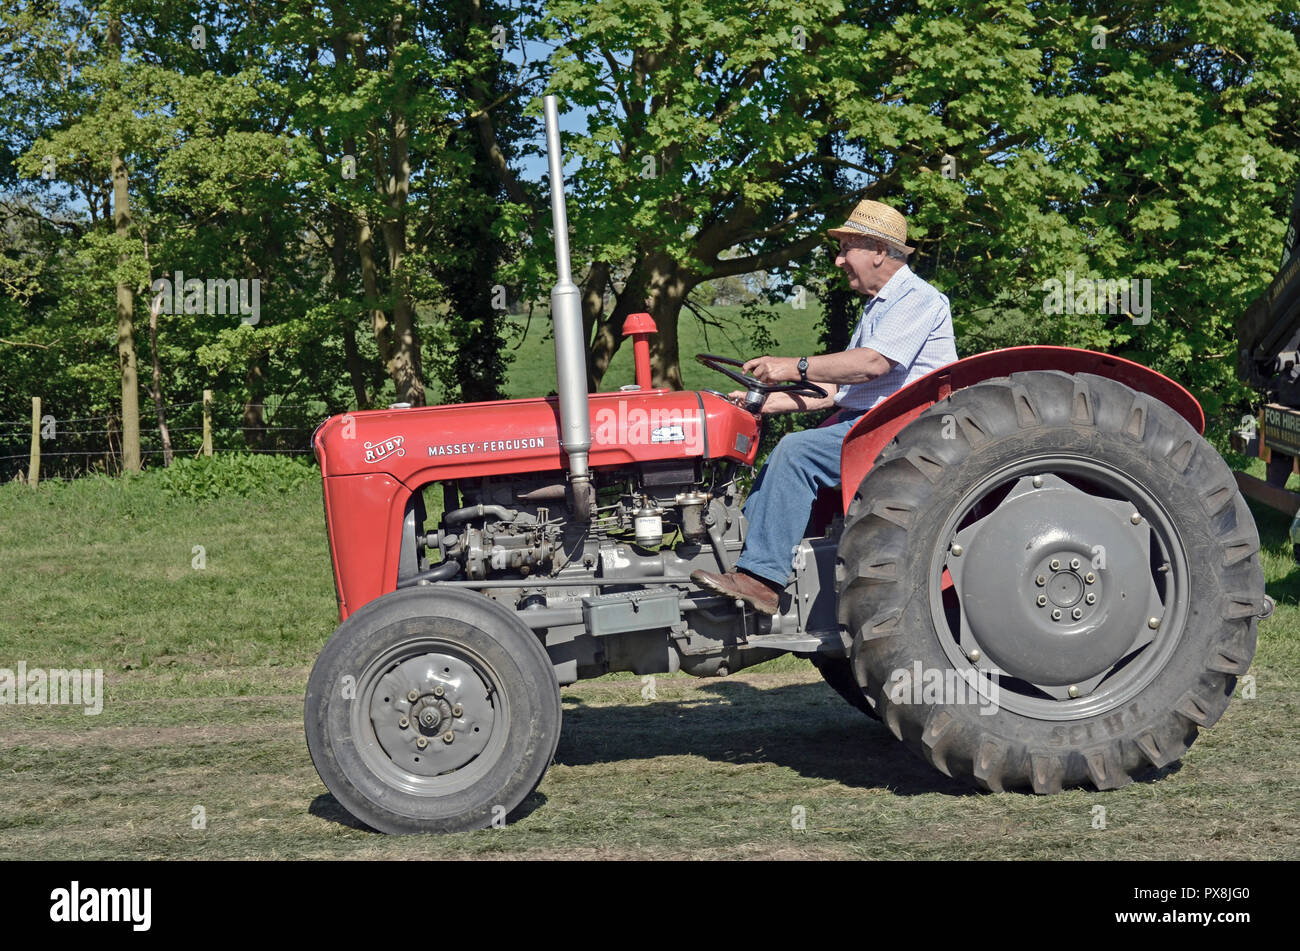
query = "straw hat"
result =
(827, 200, 915, 255)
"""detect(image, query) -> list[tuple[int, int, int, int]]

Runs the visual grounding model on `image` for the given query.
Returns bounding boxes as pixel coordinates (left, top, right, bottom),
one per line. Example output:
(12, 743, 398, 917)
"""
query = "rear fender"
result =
(838, 346, 1205, 513)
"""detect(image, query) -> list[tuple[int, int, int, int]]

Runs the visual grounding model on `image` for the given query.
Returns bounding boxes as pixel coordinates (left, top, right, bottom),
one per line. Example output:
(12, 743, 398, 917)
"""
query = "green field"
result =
(0, 462, 1296, 859)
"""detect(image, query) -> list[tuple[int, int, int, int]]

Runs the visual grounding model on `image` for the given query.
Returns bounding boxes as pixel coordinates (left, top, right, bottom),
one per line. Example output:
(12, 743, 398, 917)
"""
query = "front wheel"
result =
(837, 371, 1264, 792)
(305, 587, 561, 833)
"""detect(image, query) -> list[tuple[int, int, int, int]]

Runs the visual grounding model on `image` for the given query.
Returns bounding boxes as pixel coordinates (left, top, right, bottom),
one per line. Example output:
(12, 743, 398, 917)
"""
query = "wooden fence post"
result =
(28, 396, 40, 487)
(202, 389, 213, 457)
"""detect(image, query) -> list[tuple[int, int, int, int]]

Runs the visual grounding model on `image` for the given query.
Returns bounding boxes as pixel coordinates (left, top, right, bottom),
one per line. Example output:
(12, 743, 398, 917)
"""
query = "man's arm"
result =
(731, 349, 894, 413)
(731, 381, 839, 415)
(743, 350, 895, 387)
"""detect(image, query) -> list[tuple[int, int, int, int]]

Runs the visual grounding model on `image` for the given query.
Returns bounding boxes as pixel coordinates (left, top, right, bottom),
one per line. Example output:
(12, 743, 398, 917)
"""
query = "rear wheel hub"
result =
(935, 460, 1185, 718)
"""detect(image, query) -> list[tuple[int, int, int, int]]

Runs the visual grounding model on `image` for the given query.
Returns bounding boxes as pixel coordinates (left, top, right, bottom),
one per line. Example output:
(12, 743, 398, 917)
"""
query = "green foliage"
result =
(153, 453, 318, 501)
(4, 0, 1300, 452)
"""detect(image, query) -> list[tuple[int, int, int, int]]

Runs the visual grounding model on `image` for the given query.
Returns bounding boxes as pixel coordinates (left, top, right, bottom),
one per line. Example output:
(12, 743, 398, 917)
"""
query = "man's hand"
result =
(742, 355, 800, 384)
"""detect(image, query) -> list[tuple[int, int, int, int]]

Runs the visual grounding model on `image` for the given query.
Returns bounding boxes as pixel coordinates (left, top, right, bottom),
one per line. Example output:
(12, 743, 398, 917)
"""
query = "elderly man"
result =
(692, 200, 958, 614)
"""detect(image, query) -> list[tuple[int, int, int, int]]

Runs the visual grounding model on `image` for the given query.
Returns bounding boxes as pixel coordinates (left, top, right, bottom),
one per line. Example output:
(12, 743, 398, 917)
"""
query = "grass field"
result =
(0, 458, 1297, 860)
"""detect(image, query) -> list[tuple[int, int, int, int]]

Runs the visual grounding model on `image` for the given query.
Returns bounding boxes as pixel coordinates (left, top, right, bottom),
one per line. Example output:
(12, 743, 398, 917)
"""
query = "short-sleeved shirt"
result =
(832, 264, 957, 413)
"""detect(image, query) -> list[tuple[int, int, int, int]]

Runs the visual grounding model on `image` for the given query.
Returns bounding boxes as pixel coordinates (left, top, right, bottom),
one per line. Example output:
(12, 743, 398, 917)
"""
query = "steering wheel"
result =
(695, 353, 828, 400)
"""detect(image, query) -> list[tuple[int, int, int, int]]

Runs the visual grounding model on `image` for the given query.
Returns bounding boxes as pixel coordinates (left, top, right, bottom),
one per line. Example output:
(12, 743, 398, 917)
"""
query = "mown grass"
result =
(0, 464, 1296, 859)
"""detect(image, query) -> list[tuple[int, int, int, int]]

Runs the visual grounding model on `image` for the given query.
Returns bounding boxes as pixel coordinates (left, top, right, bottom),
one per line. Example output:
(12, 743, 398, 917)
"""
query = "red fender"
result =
(838, 346, 1205, 513)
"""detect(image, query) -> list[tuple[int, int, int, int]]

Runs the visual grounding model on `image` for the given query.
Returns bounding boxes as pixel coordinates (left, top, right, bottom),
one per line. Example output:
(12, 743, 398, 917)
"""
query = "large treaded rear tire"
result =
(836, 371, 1264, 793)
(809, 654, 880, 720)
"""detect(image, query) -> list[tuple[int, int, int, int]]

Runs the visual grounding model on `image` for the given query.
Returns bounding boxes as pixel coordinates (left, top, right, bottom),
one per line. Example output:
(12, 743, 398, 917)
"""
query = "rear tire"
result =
(837, 371, 1264, 792)
(809, 654, 880, 720)
(305, 587, 561, 833)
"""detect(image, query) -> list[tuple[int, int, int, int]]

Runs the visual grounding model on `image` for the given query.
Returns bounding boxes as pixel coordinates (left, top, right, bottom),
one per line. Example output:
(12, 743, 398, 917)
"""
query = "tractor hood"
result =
(313, 389, 759, 487)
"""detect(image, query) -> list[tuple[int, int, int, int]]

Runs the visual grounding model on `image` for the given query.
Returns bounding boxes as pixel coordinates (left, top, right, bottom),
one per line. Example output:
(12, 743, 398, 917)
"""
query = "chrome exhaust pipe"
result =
(544, 94, 594, 519)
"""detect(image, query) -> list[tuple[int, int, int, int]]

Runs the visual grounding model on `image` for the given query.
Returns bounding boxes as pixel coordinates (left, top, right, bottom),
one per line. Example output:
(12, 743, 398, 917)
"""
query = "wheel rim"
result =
(352, 634, 509, 797)
(927, 454, 1190, 720)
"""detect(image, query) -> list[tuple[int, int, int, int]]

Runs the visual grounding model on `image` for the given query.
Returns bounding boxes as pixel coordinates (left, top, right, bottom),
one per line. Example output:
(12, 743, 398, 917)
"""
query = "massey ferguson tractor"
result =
(304, 97, 1269, 834)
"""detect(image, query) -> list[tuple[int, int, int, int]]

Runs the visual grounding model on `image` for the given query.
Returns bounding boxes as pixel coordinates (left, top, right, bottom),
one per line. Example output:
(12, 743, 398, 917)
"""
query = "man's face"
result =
(835, 236, 889, 295)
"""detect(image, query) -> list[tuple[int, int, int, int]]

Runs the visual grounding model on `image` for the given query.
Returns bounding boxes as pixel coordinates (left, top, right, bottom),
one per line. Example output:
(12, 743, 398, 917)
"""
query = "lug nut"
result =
(1049, 559, 1061, 571)
(1085, 593, 1096, 604)
(451, 704, 463, 718)
(1069, 558, 1080, 570)
(398, 716, 409, 729)
(407, 689, 420, 703)
(442, 731, 455, 744)
(1036, 575, 1047, 586)
(1032, 476, 1044, 488)
(1148, 617, 1161, 629)
(1085, 572, 1096, 584)
(1051, 609, 1062, 621)
(950, 543, 964, 557)
(433, 685, 445, 698)
(1130, 512, 1142, 524)
(1068, 685, 1080, 698)
(1071, 607, 1083, 620)
(416, 736, 428, 749)
(1037, 594, 1048, 606)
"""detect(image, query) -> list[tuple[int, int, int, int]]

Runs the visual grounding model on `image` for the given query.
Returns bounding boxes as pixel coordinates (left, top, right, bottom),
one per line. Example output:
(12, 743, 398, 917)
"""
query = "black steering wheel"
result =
(695, 353, 828, 400)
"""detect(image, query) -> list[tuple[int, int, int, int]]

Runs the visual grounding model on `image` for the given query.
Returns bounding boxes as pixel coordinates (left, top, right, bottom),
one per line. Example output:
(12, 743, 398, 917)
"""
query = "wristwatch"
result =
(797, 357, 809, 383)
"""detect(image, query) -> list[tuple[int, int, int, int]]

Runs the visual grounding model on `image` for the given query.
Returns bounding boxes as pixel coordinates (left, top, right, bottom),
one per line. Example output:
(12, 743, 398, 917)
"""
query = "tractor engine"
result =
(402, 457, 805, 685)
(431, 458, 739, 582)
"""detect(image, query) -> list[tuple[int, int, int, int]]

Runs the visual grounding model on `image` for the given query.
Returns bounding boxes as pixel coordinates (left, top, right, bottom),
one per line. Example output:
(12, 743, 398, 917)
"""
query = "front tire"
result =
(305, 587, 561, 833)
(837, 371, 1264, 792)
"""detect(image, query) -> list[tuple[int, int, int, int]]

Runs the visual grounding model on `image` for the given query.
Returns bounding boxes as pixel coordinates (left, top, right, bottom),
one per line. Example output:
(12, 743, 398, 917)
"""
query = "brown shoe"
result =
(690, 569, 781, 615)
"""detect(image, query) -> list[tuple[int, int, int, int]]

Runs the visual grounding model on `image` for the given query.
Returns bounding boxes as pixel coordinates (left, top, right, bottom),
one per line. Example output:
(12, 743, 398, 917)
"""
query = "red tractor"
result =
(304, 98, 1269, 834)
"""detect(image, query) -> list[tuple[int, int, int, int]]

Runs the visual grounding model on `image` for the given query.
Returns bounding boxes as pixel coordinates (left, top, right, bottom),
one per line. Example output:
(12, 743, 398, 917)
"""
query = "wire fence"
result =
(0, 395, 333, 483)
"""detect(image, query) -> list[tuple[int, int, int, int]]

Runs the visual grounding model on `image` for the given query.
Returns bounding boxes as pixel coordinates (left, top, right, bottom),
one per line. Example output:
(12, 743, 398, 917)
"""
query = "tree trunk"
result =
(111, 163, 139, 473)
(328, 15, 372, 411)
(643, 255, 694, 390)
(357, 214, 395, 375)
(589, 253, 694, 390)
(243, 358, 266, 450)
(341, 325, 369, 410)
(374, 11, 425, 406)
(109, 15, 140, 473)
(147, 295, 173, 466)
(332, 205, 369, 409)
(587, 262, 650, 390)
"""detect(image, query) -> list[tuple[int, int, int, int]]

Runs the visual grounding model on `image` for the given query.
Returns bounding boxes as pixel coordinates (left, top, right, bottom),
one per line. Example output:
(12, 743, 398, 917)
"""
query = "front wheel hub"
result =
(369, 652, 495, 775)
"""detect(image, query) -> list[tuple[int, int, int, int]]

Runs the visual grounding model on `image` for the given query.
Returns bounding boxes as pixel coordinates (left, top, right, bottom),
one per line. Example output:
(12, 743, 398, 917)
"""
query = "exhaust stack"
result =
(544, 94, 594, 519)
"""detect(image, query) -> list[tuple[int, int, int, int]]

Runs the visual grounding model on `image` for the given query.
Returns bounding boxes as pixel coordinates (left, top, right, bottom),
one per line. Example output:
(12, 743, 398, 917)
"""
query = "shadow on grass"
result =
(555, 678, 975, 797)
(307, 790, 550, 834)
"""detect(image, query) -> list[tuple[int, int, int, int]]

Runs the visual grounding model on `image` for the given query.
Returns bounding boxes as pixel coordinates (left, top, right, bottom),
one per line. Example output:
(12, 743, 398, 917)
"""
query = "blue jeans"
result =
(734, 414, 862, 587)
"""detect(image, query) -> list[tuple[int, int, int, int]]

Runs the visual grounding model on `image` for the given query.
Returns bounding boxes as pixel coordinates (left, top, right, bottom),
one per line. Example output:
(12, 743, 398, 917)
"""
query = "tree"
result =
(421, 0, 536, 404)
(480, 0, 1300, 433)
(523, 0, 873, 389)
